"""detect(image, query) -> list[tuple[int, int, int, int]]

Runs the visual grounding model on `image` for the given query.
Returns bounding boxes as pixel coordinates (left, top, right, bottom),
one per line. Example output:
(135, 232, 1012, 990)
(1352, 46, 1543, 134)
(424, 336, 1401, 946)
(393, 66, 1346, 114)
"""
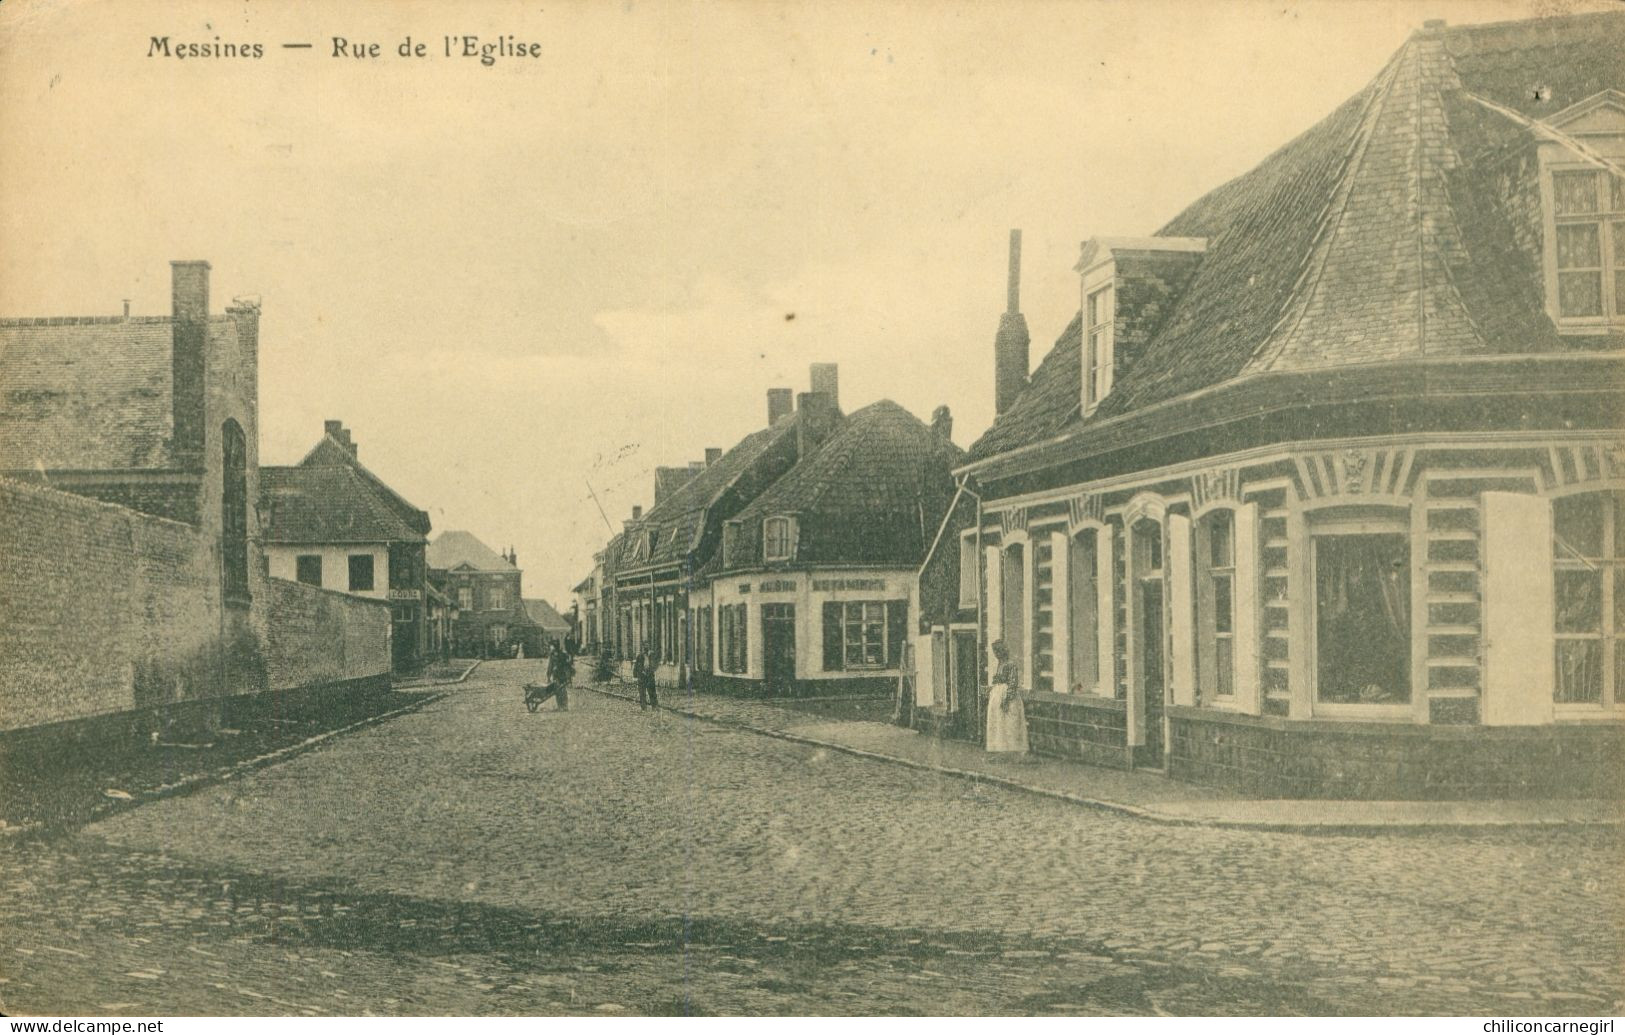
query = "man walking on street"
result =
(633, 646, 659, 711)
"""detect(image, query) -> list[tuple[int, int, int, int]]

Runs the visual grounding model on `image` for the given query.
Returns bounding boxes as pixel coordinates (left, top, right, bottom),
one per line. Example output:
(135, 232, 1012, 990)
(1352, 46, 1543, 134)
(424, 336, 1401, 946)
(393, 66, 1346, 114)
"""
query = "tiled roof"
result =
(299, 433, 431, 535)
(522, 598, 571, 633)
(261, 465, 427, 544)
(0, 316, 237, 470)
(614, 418, 800, 574)
(427, 530, 516, 572)
(729, 400, 964, 568)
(969, 11, 1625, 463)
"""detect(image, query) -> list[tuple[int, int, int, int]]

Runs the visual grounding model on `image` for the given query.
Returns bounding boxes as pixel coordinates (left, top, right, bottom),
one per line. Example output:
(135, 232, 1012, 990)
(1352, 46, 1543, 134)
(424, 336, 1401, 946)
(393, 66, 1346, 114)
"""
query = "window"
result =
(456, 587, 472, 610)
(295, 554, 323, 586)
(1068, 529, 1100, 693)
(1312, 524, 1411, 706)
(221, 420, 249, 603)
(1553, 491, 1624, 707)
(722, 522, 739, 568)
(719, 603, 748, 674)
(958, 531, 978, 608)
(1198, 511, 1237, 699)
(1550, 168, 1624, 325)
(348, 554, 375, 592)
(489, 587, 506, 611)
(822, 600, 908, 671)
(764, 517, 793, 561)
(388, 543, 420, 590)
(1083, 283, 1114, 412)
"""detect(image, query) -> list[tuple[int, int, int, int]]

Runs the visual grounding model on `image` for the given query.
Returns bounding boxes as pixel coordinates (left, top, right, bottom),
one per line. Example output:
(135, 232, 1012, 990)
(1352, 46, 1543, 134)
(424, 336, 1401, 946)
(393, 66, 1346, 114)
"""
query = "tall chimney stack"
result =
(767, 387, 794, 425)
(809, 363, 839, 410)
(170, 261, 211, 461)
(993, 231, 1030, 416)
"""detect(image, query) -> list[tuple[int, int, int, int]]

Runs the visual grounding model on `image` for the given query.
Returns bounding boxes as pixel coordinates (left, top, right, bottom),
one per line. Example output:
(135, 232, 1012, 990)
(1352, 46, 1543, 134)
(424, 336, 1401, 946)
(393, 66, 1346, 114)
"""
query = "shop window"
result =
(221, 420, 249, 604)
(1067, 528, 1100, 693)
(1553, 490, 1624, 707)
(822, 600, 907, 671)
(1312, 518, 1411, 707)
(1198, 510, 1237, 699)
(348, 554, 375, 592)
(764, 517, 793, 561)
(295, 554, 322, 587)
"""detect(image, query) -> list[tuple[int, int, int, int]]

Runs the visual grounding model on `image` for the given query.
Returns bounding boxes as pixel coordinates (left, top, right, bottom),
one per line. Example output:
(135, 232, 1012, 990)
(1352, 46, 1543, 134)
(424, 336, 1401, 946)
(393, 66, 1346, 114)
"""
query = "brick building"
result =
(922, 12, 1625, 799)
(0, 262, 391, 740)
(261, 420, 433, 673)
(427, 532, 531, 657)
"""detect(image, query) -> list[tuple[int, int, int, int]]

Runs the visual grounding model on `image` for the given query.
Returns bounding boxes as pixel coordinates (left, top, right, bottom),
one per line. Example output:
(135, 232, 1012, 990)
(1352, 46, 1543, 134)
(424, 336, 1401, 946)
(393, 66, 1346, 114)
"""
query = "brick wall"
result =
(1023, 692, 1131, 769)
(263, 577, 391, 690)
(0, 476, 390, 735)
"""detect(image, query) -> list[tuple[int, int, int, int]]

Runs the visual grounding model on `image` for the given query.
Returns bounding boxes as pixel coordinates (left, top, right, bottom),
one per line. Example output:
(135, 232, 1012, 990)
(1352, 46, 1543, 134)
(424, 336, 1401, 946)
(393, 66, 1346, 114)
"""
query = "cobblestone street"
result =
(2, 660, 1620, 1016)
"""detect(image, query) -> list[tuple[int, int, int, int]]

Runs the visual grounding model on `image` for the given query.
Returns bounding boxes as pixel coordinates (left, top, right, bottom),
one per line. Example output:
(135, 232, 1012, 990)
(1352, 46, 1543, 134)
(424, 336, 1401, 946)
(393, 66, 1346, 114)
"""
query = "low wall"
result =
(1167, 707, 1625, 799)
(264, 577, 392, 691)
(1023, 691, 1132, 770)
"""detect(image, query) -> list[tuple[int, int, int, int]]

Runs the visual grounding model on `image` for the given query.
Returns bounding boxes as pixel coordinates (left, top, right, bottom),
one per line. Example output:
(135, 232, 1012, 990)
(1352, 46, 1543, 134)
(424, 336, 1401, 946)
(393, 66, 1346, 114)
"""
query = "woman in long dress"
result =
(984, 639, 1028, 754)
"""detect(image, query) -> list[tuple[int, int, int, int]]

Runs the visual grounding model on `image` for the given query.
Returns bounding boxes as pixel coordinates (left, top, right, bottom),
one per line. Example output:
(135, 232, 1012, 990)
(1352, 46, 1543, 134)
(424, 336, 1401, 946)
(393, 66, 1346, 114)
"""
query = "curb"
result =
(393, 659, 482, 689)
(580, 683, 1620, 834)
(6, 690, 450, 842)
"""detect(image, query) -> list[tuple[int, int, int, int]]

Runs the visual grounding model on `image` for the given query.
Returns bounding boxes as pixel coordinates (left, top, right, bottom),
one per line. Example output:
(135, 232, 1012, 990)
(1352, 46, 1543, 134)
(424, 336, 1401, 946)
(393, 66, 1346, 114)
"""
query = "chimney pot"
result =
(931, 404, 954, 445)
(632, 505, 643, 521)
(122, 299, 131, 319)
(767, 387, 794, 425)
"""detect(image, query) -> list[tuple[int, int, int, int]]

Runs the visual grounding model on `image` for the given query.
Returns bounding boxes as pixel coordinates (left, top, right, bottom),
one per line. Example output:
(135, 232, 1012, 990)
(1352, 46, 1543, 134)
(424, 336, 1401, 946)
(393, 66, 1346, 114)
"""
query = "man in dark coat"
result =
(633, 647, 659, 711)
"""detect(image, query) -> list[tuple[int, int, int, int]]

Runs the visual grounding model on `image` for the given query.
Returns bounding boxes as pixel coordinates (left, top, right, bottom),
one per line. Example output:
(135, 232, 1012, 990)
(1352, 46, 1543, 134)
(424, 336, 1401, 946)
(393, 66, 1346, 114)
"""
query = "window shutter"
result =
(823, 602, 844, 672)
(1096, 527, 1116, 697)
(1167, 512, 1196, 707)
(1232, 502, 1261, 715)
(886, 600, 908, 668)
(739, 604, 749, 676)
(984, 545, 1002, 681)
(1483, 492, 1555, 725)
(1049, 530, 1070, 695)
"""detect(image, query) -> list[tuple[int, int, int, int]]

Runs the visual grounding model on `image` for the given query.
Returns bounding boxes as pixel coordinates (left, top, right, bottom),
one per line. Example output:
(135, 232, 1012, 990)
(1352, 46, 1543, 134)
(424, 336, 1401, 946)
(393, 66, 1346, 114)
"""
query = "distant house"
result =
(520, 597, 572, 655)
(260, 420, 432, 673)
(702, 400, 961, 697)
(936, 12, 1625, 798)
(428, 532, 529, 657)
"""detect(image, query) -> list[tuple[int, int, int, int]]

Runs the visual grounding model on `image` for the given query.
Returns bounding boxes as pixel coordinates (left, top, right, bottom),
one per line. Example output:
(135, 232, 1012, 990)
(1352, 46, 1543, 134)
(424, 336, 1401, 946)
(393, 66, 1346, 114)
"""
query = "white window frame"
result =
(957, 530, 978, 609)
(1197, 509, 1238, 702)
(1082, 278, 1115, 414)
(839, 601, 888, 670)
(764, 516, 794, 562)
(1551, 488, 1625, 714)
(1307, 511, 1414, 721)
(1536, 93, 1625, 334)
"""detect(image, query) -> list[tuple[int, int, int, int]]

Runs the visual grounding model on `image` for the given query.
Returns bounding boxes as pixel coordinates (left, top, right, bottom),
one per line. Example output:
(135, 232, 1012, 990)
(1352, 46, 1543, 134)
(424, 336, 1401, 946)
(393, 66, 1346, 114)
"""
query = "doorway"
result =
(1131, 518, 1167, 769)
(951, 630, 979, 740)
(762, 603, 796, 696)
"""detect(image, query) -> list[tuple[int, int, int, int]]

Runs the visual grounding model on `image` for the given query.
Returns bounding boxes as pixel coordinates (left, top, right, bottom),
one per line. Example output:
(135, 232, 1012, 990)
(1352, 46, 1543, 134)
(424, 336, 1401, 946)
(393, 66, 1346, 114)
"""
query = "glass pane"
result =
(1617, 271, 1625, 322)
(1615, 222, 1625, 266)
(1314, 533, 1411, 704)
(1209, 514, 1233, 567)
(1613, 174, 1625, 213)
(865, 642, 883, 666)
(1556, 570, 1602, 633)
(1616, 567, 1625, 634)
(1559, 272, 1604, 317)
(1554, 494, 1605, 559)
(1616, 492, 1625, 558)
(1554, 171, 1599, 215)
(1215, 637, 1234, 696)
(1557, 224, 1601, 269)
(846, 644, 863, 666)
(1213, 574, 1233, 634)
(1555, 640, 1603, 704)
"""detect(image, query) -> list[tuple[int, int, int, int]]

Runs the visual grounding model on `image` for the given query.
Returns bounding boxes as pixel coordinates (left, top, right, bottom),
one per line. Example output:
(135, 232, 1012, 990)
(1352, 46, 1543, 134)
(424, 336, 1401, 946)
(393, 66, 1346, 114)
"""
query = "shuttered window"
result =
(821, 600, 908, 671)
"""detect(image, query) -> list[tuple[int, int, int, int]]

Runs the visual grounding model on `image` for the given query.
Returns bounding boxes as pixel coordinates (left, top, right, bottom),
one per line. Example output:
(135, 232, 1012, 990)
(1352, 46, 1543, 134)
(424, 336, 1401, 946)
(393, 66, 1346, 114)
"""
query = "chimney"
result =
(994, 230, 1030, 416)
(809, 362, 839, 410)
(632, 505, 643, 521)
(796, 391, 840, 458)
(705, 447, 722, 466)
(170, 261, 211, 462)
(509, 547, 517, 568)
(122, 299, 131, 319)
(930, 405, 953, 445)
(767, 387, 794, 425)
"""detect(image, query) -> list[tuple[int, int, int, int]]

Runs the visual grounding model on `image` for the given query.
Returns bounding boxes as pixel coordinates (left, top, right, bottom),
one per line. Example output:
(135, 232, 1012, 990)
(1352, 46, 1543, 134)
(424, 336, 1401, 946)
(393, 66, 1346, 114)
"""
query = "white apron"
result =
(985, 681, 1029, 754)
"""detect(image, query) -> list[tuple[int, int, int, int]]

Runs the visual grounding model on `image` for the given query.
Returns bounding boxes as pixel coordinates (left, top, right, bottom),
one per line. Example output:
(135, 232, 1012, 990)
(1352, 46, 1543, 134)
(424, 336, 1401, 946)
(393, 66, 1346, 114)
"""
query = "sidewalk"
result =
(584, 679, 1621, 832)
(392, 659, 481, 689)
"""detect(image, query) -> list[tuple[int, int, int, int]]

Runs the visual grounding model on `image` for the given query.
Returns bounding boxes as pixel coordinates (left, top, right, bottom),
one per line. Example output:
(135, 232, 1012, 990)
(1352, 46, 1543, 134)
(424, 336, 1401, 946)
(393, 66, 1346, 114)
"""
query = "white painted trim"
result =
(1050, 528, 1071, 697)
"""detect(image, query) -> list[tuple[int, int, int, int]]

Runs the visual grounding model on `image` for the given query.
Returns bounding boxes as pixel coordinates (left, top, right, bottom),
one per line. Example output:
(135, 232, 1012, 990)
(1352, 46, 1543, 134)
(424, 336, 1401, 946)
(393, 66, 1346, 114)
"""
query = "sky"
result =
(0, 0, 1596, 605)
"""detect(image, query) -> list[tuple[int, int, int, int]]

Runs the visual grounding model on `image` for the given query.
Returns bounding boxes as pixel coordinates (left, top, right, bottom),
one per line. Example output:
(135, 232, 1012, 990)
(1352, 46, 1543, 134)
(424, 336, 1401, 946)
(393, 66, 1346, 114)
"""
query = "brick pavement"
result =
(1, 660, 1619, 1015)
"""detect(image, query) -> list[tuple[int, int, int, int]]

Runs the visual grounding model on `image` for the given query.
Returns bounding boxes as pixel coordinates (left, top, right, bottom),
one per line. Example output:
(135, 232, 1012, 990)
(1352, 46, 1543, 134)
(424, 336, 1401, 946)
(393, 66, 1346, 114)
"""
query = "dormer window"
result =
(764, 516, 794, 561)
(1083, 283, 1115, 412)
(1539, 91, 1625, 333)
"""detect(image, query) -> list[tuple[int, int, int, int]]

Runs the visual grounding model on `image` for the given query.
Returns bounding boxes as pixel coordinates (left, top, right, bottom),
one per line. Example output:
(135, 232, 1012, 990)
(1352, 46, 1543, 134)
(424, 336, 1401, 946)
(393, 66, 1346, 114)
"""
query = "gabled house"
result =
(260, 420, 433, 673)
(941, 12, 1625, 798)
(520, 597, 572, 655)
(428, 532, 530, 657)
(702, 399, 961, 697)
(606, 365, 842, 686)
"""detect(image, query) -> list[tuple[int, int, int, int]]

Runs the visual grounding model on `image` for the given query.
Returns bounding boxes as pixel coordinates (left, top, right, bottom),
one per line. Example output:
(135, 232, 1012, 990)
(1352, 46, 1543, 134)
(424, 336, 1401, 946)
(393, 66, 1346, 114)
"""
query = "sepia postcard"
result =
(0, 0, 1621, 1022)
